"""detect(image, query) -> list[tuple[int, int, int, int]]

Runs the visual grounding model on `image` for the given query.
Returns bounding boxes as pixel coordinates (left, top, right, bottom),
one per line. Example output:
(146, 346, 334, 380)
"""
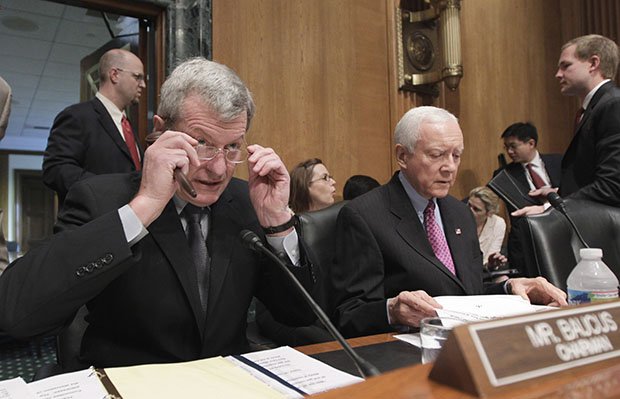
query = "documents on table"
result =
(104, 356, 286, 399)
(228, 346, 364, 398)
(395, 295, 555, 347)
(0, 368, 108, 399)
(434, 294, 554, 327)
(1, 346, 363, 399)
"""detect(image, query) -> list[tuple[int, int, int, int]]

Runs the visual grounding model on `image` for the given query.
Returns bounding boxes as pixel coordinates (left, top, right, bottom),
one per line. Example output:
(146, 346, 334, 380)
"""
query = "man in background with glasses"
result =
(491, 122, 561, 272)
(0, 58, 317, 371)
(43, 48, 146, 209)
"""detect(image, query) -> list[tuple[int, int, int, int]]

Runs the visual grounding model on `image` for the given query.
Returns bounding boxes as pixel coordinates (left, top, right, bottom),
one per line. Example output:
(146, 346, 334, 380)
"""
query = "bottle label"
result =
(567, 288, 619, 305)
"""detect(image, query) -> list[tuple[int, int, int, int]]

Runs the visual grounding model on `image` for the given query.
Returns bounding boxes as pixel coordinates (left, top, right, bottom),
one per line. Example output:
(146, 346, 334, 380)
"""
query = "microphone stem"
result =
(561, 213, 590, 248)
(256, 243, 380, 378)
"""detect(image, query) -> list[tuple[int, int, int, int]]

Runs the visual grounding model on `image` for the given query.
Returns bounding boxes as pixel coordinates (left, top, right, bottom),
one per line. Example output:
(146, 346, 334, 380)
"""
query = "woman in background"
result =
(468, 186, 507, 270)
(289, 158, 336, 213)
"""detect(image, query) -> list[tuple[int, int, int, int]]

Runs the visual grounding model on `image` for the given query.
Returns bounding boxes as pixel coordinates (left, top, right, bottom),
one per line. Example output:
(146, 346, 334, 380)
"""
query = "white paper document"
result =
(28, 367, 108, 399)
(0, 377, 35, 399)
(394, 295, 555, 347)
(434, 294, 552, 326)
(227, 346, 364, 398)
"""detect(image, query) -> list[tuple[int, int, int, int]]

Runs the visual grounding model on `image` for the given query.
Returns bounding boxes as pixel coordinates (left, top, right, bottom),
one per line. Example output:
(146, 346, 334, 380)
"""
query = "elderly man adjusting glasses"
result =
(0, 58, 317, 371)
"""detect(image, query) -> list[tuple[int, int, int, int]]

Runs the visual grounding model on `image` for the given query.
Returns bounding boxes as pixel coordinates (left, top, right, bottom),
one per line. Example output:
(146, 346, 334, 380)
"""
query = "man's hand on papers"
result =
(508, 277, 568, 307)
(388, 290, 442, 328)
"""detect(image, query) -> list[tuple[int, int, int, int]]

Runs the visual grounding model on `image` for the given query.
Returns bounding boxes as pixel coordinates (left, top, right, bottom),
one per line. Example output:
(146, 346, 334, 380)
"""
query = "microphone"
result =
(546, 192, 589, 248)
(240, 229, 380, 378)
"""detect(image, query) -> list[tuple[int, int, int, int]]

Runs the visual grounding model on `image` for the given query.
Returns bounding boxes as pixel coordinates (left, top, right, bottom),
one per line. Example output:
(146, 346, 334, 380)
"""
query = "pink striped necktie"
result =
(121, 116, 141, 170)
(423, 200, 456, 275)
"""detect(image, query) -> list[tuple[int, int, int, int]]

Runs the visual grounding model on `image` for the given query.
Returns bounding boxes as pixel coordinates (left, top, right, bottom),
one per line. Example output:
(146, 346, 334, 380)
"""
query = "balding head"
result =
(99, 49, 140, 83)
(97, 49, 145, 109)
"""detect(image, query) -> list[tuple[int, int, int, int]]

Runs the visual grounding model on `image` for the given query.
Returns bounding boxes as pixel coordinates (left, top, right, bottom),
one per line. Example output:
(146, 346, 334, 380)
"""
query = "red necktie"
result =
(121, 116, 141, 170)
(424, 200, 456, 275)
(573, 108, 584, 133)
(526, 163, 546, 189)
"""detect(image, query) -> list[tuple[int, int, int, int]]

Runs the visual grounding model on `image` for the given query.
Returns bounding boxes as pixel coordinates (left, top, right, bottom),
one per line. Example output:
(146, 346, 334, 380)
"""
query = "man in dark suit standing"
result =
(43, 49, 145, 207)
(331, 106, 566, 338)
(515, 34, 620, 216)
(0, 58, 316, 369)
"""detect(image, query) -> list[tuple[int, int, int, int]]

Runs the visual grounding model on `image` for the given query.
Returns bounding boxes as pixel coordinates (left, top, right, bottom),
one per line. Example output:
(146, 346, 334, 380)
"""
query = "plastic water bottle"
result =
(567, 248, 619, 305)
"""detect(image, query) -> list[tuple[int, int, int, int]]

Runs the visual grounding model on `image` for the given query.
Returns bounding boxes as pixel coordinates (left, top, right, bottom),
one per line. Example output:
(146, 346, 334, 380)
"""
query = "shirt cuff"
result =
(503, 278, 512, 294)
(118, 204, 149, 246)
(386, 297, 411, 332)
(265, 229, 301, 266)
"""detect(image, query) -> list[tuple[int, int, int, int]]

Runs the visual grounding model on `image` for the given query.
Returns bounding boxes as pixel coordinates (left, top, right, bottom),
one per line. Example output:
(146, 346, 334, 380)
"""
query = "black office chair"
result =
(514, 199, 620, 291)
(254, 201, 348, 346)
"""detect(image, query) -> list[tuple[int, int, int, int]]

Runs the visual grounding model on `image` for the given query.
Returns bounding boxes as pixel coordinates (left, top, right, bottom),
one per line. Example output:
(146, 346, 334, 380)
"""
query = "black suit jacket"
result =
(43, 97, 144, 205)
(331, 173, 502, 338)
(560, 81, 620, 206)
(0, 173, 316, 368)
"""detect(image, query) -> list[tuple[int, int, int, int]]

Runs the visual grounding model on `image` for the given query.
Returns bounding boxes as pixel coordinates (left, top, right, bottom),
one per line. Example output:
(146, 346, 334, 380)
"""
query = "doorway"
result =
(14, 169, 55, 253)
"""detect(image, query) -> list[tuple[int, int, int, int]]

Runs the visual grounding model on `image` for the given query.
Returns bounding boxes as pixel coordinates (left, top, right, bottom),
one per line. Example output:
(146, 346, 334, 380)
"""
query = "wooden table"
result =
(295, 333, 620, 398)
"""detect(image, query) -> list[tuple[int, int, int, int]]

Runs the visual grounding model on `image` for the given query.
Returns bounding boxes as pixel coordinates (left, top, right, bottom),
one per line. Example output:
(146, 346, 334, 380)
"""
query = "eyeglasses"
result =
(311, 174, 334, 183)
(195, 141, 248, 164)
(116, 67, 145, 82)
(503, 142, 524, 151)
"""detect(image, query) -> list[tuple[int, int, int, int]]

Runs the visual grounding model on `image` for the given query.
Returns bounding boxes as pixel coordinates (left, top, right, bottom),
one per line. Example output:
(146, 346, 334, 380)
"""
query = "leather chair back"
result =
(297, 201, 347, 311)
(517, 199, 620, 291)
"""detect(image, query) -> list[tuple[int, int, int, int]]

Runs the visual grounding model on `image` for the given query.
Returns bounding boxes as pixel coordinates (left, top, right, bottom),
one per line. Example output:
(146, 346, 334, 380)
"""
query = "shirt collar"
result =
(96, 91, 125, 123)
(173, 195, 210, 216)
(582, 79, 610, 110)
(398, 171, 437, 214)
(521, 150, 542, 167)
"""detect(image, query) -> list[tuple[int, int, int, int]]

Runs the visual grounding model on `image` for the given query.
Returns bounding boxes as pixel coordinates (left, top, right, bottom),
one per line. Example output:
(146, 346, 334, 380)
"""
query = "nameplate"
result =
(429, 299, 620, 396)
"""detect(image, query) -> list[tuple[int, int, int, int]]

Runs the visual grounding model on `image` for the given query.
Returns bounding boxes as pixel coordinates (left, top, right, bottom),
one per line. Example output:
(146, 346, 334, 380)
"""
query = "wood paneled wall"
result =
(213, 0, 395, 197)
(212, 0, 599, 200)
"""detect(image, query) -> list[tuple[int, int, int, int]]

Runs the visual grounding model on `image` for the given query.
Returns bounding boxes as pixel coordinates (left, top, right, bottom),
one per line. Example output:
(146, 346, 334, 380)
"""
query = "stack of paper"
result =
(0, 347, 363, 399)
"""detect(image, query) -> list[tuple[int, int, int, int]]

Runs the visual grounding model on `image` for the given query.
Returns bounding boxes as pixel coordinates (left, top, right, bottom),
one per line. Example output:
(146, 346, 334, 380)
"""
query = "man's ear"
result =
(153, 115, 166, 132)
(395, 144, 410, 169)
(108, 68, 120, 84)
(589, 55, 601, 73)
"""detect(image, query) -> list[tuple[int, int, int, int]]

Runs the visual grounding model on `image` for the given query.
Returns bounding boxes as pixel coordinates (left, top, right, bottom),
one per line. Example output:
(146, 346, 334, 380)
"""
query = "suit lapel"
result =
(91, 97, 136, 166)
(148, 201, 207, 334)
(387, 177, 465, 289)
(563, 82, 613, 169)
(437, 197, 470, 290)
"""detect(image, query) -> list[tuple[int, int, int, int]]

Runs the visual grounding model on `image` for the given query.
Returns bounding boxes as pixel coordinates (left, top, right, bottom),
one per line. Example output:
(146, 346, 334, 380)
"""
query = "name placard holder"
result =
(429, 299, 620, 397)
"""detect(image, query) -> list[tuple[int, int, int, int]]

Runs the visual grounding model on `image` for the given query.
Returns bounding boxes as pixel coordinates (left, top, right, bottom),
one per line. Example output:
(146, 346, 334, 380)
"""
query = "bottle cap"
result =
(580, 248, 603, 259)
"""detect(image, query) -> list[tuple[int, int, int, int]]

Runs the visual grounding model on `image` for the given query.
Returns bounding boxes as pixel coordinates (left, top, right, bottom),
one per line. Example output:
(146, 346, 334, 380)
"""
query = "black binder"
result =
(487, 169, 541, 210)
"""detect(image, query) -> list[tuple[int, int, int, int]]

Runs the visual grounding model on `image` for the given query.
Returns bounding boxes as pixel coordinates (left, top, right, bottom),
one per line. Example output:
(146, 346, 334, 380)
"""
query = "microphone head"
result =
(546, 191, 565, 211)
(240, 229, 263, 252)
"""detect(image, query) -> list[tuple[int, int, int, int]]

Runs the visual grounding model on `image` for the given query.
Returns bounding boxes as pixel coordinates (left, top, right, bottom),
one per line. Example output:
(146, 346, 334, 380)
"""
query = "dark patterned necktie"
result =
(183, 204, 210, 311)
(121, 116, 141, 170)
(423, 200, 456, 275)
